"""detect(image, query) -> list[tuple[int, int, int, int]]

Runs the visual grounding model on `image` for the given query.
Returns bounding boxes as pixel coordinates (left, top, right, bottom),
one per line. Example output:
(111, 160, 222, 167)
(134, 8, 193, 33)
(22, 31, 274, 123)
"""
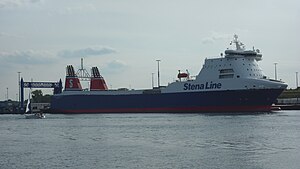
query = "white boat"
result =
(25, 113, 45, 119)
(24, 92, 45, 119)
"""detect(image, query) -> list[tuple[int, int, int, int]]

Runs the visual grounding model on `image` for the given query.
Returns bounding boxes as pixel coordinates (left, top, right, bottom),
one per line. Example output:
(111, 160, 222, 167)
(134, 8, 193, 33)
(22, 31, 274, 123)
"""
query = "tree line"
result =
(31, 90, 52, 103)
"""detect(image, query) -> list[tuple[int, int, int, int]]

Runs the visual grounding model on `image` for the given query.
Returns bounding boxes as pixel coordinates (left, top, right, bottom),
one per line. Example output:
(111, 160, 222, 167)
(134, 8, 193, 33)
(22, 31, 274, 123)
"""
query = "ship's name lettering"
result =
(183, 82, 222, 90)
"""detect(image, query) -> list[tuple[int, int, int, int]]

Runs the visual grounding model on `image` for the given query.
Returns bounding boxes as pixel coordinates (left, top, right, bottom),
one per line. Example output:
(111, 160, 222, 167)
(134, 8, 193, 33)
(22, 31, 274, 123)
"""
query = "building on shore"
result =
(0, 100, 20, 114)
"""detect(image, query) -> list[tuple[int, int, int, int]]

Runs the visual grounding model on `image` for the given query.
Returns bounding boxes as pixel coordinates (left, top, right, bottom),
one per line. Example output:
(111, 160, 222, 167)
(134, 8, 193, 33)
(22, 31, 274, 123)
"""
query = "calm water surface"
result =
(1, 111, 300, 169)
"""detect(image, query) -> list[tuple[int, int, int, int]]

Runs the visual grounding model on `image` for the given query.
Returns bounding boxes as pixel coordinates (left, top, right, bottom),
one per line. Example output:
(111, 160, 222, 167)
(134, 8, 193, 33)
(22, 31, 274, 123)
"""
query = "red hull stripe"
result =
(53, 105, 272, 113)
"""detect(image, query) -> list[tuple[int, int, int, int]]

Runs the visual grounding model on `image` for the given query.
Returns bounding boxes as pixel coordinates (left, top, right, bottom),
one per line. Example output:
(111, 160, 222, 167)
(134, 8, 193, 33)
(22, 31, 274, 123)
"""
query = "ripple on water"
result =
(0, 112, 300, 169)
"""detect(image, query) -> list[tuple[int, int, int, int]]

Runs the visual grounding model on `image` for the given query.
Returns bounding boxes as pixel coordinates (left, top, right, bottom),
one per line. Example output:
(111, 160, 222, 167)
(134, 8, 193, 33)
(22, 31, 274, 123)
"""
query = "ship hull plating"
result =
(50, 88, 284, 113)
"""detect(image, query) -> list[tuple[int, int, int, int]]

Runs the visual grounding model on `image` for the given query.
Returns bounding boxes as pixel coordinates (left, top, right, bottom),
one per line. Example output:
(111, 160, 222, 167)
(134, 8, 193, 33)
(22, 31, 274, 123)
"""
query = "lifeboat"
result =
(178, 73, 188, 79)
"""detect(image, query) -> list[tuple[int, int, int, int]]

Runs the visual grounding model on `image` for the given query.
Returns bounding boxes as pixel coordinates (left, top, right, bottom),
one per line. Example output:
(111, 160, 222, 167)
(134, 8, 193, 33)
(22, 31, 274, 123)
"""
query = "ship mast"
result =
(232, 34, 244, 51)
(76, 58, 91, 81)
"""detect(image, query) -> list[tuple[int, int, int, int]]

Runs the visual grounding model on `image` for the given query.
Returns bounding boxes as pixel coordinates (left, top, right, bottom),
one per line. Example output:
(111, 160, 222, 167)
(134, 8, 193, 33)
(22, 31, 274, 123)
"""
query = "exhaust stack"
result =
(90, 67, 108, 91)
(65, 65, 82, 91)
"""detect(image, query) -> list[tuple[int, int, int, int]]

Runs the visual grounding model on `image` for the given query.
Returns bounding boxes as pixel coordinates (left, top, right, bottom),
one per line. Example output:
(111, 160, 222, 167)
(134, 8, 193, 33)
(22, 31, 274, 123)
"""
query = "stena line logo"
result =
(183, 82, 222, 90)
(69, 79, 73, 88)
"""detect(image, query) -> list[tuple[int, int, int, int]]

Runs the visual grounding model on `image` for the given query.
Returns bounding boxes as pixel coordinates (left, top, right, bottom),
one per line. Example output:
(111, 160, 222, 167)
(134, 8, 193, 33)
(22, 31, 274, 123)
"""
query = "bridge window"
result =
(219, 74, 234, 79)
(220, 69, 234, 73)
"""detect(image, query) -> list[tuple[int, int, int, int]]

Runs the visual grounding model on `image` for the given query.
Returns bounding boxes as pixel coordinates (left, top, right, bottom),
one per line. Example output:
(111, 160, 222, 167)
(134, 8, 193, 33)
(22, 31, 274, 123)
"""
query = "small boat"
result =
(25, 113, 45, 119)
(24, 92, 45, 119)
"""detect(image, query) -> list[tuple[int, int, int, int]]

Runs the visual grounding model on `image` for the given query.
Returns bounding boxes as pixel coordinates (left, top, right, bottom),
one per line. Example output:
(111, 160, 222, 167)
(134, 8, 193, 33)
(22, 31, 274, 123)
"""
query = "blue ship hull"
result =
(50, 88, 284, 113)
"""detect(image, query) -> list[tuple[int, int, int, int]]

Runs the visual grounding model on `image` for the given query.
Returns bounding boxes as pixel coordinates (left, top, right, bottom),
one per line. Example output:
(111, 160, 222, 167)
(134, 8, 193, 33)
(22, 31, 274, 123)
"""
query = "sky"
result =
(0, 0, 299, 101)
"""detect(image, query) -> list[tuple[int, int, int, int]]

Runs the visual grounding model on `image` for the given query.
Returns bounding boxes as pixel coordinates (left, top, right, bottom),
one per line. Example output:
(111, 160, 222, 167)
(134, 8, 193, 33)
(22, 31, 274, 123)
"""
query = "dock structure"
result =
(20, 78, 62, 112)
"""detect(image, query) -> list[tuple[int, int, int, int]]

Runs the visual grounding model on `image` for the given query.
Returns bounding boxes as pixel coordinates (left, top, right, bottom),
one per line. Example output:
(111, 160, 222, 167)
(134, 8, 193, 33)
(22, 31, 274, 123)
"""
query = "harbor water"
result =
(1, 111, 300, 169)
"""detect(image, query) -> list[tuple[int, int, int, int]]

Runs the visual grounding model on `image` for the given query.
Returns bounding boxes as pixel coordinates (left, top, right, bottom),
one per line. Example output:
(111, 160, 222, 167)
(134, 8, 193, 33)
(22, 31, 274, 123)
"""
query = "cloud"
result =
(0, 0, 41, 8)
(202, 32, 232, 44)
(63, 4, 96, 15)
(101, 60, 128, 74)
(58, 46, 117, 58)
(0, 50, 56, 65)
(0, 32, 23, 38)
(0, 0, 20, 8)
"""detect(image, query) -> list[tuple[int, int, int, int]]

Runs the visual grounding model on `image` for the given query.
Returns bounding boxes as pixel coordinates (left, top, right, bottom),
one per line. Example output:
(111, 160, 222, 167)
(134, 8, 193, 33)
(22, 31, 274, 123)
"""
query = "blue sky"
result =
(0, 0, 299, 100)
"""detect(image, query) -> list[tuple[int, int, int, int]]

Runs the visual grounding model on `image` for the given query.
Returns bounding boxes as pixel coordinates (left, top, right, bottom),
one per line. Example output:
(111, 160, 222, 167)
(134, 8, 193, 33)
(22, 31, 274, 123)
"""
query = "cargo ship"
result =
(50, 35, 287, 113)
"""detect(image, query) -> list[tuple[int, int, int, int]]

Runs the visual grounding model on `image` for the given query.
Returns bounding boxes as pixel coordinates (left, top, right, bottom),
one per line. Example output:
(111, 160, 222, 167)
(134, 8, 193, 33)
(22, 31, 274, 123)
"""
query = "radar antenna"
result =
(231, 34, 245, 50)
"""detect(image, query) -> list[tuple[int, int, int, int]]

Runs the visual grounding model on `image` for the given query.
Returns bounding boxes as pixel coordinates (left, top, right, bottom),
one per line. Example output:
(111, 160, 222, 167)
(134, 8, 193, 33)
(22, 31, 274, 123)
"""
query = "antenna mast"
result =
(76, 58, 91, 81)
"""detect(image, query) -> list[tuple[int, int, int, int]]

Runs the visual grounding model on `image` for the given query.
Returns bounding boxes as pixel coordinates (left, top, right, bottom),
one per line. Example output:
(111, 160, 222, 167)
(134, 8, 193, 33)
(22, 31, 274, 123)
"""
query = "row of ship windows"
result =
(210, 58, 253, 62)
(219, 73, 263, 79)
(204, 64, 232, 68)
(243, 63, 258, 66)
(219, 68, 261, 73)
(220, 68, 234, 73)
(204, 63, 259, 69)
(205, 67, 261, 75)
(247, 68, 261, 71)
(249, 74, 263, 77)
(219, 74, 234, 79)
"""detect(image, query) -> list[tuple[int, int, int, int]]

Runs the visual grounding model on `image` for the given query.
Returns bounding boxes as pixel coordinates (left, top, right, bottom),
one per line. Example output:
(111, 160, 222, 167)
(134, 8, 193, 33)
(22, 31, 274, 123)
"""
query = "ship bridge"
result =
(197, 35, 266, 81)
(224, 35, 262, 61)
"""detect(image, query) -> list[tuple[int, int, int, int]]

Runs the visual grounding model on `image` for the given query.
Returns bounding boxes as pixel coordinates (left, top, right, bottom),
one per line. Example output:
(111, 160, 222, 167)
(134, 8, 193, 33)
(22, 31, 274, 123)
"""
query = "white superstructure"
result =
(164, 35, 286, 93)
(59, 35, 287, 95)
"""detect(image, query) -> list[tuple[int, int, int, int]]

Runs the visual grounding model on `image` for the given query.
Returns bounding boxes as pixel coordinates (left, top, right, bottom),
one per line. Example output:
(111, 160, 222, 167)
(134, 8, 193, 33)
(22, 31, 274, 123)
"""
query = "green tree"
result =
(31, 90, 51, 103)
